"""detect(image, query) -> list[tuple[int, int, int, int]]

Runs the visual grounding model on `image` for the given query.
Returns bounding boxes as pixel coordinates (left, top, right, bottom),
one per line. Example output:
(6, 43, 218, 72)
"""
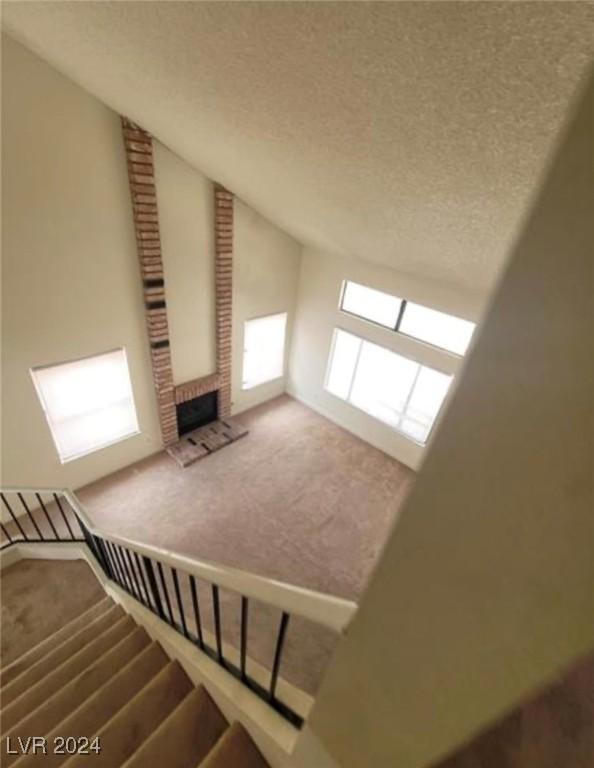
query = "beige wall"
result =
(156, 183, 302, 415)
(288, 249, 485, 470)
(1, 36, 303, 504)
(153, 142, 216, 385)
(1, 35, 162, 492)
(297, 75, 594, 768)
(232, 200, 301, 414)
(153, 153, 302, 411)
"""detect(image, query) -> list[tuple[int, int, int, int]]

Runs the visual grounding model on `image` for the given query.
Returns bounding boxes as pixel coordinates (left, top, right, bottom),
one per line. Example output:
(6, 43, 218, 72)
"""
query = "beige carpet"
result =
(2, 396, 414, 694)
(79, 395, 414, 600)
(77, 396, 414, 694)
(1, 559, 104, 666)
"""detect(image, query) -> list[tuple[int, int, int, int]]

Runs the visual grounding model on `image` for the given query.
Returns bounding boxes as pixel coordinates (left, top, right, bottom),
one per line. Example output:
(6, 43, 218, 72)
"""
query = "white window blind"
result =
(31, 348, 139, 463)
(242, 313, 288, 390)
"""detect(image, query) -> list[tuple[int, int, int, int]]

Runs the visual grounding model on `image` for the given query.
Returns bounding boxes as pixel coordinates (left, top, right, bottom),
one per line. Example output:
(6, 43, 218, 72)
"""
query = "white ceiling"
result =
(3, 2, 592, 293)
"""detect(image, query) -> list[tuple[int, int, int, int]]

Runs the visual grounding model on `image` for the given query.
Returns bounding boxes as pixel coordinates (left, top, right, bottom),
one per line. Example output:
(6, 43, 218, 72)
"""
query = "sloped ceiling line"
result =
(3, 2, 593, 292)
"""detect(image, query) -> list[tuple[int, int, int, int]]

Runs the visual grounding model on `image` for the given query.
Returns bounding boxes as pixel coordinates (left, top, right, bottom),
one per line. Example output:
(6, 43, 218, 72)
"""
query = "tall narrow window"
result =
(326, 329, 452, 444)
(31, 348, 140, 463)
(242, 312, 287, 390)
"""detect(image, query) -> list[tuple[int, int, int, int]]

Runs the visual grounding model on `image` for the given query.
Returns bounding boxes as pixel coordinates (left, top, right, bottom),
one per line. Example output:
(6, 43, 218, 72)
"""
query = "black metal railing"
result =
(1, 490, 86, 547)
(92, 533, 301, 726)
(0, 488, 304, 727)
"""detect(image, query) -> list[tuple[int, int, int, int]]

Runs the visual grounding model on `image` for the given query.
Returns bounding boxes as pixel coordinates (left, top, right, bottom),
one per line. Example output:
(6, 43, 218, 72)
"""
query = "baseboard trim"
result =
(286, 387, 422, 471)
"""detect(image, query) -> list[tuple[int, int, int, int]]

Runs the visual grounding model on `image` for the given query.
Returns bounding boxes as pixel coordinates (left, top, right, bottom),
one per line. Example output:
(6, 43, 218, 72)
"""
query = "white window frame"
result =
(324, 328, 453, 446)
(30, 348, 140, 464)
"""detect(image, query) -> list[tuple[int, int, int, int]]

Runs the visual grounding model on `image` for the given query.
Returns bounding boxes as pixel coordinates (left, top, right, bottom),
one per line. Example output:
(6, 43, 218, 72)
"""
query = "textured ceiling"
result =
(3, 2, 593, 292)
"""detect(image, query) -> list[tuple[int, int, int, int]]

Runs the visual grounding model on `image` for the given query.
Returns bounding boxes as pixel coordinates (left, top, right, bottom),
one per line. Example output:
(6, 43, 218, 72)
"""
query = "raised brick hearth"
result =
(166, 417, 248, 468)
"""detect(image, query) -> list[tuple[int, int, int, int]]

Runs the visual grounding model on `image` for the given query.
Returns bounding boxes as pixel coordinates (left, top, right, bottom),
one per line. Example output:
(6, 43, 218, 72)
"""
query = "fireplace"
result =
(176, 391, 218, 436)
(168, 387, 248, 467)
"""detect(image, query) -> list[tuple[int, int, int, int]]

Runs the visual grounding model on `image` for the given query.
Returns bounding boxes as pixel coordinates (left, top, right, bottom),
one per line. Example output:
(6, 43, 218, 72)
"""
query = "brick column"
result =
(121, 117, 178, 446)
(214, 184, 233, 418)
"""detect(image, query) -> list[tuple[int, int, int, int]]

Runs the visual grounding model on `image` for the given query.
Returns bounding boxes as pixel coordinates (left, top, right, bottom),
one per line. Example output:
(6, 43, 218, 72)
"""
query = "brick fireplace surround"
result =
(121, 118, 244, 464)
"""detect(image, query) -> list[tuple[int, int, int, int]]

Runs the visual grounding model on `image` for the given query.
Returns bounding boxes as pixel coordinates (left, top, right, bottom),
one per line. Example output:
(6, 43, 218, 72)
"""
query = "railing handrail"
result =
(2, 486, 357, 634)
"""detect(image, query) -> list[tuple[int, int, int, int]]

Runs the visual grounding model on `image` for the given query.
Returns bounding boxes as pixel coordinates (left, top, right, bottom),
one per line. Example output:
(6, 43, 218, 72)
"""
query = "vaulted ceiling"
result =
(3, 2, 592, 292)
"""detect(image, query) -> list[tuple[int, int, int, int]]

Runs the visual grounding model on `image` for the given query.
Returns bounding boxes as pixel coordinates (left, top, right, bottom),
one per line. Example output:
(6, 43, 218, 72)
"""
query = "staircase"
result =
(1, 596, 269, 768)
(1, 486, 357, 767)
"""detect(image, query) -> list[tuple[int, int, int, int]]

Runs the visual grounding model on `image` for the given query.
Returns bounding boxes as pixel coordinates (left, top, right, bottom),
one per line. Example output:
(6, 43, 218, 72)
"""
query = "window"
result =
(242, 312, 287, 390)
(326, 329, 452, 444)
(31, 348, 139, 463)
(341, 281, 402, 329)
(340, 280, 475, 355)
(399, 302, 475, 355)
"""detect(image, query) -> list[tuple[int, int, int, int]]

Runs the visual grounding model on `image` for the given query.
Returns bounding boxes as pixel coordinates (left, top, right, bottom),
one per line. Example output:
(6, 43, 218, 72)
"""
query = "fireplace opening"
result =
(176, 391, 218, 436)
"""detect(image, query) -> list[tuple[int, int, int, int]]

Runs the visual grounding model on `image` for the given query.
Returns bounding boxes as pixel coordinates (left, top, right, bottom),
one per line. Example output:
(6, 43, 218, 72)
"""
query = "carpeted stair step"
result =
(62, 660, 193, 767)
(0, 597, 113, 687)
(1, 603, 124, 707)
(11, 641, 169, 768)
(199, 721, 269, 768)
(122, 685, 227, 768)
(1, 584, 271, 768)
(1, 614, 135, 733)
(2, 627, 151, 768)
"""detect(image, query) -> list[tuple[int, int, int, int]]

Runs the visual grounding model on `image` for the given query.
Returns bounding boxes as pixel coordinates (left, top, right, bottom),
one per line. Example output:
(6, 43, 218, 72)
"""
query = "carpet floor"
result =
(1, 559, 104, 666)
(79, 395, 414, 600)
(77, 395, 414, 694)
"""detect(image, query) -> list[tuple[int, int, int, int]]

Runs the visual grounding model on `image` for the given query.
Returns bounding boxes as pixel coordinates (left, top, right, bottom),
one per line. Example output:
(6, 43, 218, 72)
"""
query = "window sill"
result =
(59, 429, 141, 464)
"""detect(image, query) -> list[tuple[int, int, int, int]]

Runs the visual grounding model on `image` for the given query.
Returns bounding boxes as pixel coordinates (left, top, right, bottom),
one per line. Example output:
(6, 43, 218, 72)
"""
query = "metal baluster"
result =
(157, 562, 174, 625)
(35, 493, 59, 540)
(95, 537, 115, 581)
(171, 568, 188, 638)
(53, 493, 76, 540)
(105, 540, 125, 588)
(89, 533, 109, 575)
(189, 574, 204, 649)
(124, 549, 142, 600)
(79, 519, 101, 566)
(106, 540, 124, 585)
(143, 557, 165, 619)
(133, 552, 151, 607)
(212, 585, 223, 663)
(1, 521, 13, 545)
(1, 494, 27, 540)
(17, 493, 44, 540)
(116, 545, 135, 595)
(240, 596, 249, 680)
(269, 612, 290, 701)
(113, 544, 132, 593)
(63, 495, 85, 537)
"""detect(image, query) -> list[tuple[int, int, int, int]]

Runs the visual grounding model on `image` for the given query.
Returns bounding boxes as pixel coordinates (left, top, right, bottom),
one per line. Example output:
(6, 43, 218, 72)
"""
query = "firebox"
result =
(176, 391, 218, 436)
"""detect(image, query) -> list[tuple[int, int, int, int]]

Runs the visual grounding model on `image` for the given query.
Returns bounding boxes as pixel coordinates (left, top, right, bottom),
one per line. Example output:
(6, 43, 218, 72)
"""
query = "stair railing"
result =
(0, 487, 357, 727)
